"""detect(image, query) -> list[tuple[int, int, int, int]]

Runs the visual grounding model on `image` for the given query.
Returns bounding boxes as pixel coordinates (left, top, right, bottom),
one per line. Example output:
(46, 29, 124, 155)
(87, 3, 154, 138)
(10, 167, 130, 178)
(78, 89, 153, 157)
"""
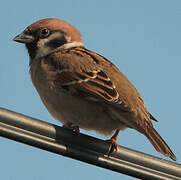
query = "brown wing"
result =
(48, 47, 152, 117)
(54, 68, 131, 112)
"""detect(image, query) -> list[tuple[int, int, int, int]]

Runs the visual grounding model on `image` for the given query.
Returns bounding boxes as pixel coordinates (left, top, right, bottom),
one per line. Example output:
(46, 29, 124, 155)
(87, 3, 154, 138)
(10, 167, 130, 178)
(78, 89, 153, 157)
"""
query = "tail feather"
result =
(144, 124, 176, 161)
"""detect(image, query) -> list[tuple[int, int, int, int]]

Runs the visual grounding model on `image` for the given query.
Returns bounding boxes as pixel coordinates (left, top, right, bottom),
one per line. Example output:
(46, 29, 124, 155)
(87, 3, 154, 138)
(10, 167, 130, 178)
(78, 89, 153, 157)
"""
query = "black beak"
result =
(13, 32, 34, 44)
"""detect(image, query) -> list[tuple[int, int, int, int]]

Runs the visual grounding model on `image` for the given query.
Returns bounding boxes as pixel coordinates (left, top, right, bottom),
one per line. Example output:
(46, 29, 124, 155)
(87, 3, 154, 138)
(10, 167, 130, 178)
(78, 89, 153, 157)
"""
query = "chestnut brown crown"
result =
(27, 18, 83, 43)
(13, 18, 84, 60)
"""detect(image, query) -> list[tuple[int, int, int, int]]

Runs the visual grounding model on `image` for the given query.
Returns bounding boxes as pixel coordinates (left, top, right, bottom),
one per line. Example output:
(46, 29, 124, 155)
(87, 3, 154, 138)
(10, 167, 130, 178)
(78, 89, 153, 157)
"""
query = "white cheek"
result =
(34, 32, 84, 60)
(37, 38, 49, 48)
(35, 38, 51, 59)
(35, 32, 64, 59)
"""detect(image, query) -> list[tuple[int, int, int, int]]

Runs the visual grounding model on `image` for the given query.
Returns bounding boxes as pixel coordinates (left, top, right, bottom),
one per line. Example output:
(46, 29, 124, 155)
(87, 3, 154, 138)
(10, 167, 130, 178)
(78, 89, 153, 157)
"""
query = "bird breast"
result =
(29, 57, 127, 136)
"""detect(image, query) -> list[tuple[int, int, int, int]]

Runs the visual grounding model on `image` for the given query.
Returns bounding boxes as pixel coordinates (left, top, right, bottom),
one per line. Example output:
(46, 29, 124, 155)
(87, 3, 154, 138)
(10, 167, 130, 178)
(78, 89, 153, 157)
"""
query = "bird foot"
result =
(106, 137, 119, 156)
(106, 129, 120, 155)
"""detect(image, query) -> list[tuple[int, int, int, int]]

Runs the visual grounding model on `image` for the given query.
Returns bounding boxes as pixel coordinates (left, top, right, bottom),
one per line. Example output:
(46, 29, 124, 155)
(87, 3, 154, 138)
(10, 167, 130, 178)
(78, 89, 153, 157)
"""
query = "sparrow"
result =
(13, 18, 176, 161)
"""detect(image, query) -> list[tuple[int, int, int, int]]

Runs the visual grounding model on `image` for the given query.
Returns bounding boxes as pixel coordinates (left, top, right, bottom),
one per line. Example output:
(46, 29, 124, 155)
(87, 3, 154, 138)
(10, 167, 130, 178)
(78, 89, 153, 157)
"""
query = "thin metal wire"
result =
(0, 107, 181, 180)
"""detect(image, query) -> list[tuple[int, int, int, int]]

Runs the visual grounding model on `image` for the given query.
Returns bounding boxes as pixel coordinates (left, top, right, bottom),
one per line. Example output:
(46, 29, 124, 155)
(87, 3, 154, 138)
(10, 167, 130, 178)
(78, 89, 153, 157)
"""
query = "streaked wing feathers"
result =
(54, 68, 130, 111)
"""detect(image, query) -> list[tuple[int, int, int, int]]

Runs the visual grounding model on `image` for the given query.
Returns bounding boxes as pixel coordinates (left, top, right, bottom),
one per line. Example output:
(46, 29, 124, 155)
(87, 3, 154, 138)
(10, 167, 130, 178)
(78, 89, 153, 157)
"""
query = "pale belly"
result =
(36, 85, 127, 136)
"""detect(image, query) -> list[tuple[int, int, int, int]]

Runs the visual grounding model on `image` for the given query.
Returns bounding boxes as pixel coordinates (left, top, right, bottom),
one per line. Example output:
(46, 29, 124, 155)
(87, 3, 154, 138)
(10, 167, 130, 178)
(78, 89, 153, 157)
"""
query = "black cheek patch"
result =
(45, 36, 67, 49)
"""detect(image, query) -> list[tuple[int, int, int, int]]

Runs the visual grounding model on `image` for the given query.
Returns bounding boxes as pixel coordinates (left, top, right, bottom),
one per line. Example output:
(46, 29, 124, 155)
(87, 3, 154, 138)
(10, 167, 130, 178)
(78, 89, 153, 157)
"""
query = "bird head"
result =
(13, 18, 84, 60)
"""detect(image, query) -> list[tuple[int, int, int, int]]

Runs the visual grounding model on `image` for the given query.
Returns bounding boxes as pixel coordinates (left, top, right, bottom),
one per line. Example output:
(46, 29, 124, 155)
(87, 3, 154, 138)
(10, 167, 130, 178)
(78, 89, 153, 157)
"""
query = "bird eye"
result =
(40, 28, 50, 38)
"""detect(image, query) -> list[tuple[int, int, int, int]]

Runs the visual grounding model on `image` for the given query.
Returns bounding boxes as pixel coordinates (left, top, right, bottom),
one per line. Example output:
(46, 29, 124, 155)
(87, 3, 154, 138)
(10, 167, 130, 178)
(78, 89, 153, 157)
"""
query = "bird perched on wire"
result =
(13, 18, 176, 161)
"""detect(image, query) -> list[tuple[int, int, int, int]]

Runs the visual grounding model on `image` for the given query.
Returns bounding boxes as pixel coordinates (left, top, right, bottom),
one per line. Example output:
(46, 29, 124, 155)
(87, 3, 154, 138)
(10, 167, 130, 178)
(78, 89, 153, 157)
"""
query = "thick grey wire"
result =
(0, 107, 181, 180)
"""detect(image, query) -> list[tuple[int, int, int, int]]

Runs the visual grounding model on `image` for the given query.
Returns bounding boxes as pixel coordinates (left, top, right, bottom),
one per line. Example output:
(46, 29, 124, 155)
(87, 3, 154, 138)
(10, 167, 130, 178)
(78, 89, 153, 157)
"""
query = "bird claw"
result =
(106, 129, 120, 156)
(106, 138, 119, 156)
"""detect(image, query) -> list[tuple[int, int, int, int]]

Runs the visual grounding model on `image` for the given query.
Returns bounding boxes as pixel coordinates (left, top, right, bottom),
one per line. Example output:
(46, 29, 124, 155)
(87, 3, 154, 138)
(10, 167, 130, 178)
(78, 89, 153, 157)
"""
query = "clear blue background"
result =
(1, 1, 181, 179)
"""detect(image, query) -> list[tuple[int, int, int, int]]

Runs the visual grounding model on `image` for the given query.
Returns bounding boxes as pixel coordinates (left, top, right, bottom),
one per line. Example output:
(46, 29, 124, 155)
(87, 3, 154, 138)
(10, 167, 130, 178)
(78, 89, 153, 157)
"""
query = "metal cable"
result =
(0, 107, 180, 180)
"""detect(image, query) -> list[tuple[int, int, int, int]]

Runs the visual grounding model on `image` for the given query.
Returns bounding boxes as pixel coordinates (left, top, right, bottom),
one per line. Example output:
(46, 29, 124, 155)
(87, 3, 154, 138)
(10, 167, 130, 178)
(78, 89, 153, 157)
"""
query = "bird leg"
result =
(63, 122, 80, 135)
(107, 129, 120, 154)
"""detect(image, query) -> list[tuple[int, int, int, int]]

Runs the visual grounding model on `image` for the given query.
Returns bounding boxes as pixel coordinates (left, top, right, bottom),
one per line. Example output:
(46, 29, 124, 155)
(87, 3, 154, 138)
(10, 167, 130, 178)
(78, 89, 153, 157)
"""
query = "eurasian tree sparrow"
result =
(13, 18, 176, 161)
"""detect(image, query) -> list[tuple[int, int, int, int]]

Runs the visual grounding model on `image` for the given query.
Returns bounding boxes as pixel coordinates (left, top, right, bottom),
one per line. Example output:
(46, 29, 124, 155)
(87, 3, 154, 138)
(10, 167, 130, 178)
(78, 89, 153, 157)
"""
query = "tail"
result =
(143, 124, 176, 161)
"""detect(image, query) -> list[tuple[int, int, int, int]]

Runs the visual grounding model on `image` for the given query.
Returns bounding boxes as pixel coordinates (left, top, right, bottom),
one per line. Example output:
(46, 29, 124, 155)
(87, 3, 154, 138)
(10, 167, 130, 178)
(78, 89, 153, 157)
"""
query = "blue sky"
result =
(1, 1, 181, 179)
